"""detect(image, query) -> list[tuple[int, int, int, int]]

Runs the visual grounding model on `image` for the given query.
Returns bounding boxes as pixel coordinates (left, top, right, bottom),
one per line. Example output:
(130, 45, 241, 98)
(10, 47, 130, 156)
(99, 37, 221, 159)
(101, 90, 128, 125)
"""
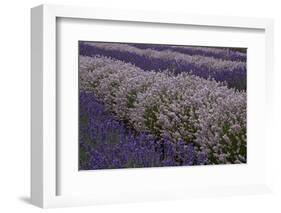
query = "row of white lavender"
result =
(170, 45, 246, 56)
(168, 45, 246, 59)
(84, 42, 246, 75)
(80, 56, 247, 164)
(131, 43, 246, 62)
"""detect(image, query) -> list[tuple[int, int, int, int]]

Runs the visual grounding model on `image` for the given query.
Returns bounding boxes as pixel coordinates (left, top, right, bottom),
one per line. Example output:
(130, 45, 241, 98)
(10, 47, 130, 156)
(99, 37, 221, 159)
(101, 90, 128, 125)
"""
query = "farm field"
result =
(79, 41, 247, 170)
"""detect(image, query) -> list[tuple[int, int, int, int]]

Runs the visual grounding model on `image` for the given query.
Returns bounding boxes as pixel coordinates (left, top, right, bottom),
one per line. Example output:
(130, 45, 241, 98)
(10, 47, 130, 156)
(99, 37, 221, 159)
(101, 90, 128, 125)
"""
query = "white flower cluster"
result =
(84, 42, 246, 74)
(80, 56, 247, 164)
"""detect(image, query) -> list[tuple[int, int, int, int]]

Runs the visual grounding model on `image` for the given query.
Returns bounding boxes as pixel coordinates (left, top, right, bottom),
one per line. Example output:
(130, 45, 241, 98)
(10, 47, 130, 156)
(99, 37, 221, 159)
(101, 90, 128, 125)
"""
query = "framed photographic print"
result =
(31, 4, 274, 208)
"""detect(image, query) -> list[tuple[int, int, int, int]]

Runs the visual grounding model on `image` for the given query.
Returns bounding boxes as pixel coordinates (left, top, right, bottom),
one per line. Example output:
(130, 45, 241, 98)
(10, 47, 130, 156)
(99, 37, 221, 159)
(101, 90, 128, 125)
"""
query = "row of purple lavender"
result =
(80, 42, 247, 90)
(80, 91, 206, 170)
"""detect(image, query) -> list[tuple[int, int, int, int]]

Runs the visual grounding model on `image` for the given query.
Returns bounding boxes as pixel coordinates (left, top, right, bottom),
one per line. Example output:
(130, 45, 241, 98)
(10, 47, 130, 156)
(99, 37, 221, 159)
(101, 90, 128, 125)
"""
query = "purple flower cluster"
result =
(79, 91, 206, 170)
(79, 42, 246, 90)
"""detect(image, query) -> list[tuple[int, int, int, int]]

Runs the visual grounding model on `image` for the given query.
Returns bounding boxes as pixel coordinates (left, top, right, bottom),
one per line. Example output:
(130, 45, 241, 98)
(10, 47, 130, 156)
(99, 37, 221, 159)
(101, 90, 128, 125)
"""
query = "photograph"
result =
(78, 41, 247, 170)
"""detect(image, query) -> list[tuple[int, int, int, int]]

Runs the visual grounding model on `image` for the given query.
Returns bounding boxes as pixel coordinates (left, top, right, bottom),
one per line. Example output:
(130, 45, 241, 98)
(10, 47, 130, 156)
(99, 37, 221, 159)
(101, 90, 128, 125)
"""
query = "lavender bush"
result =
(79, 91, 206, 170)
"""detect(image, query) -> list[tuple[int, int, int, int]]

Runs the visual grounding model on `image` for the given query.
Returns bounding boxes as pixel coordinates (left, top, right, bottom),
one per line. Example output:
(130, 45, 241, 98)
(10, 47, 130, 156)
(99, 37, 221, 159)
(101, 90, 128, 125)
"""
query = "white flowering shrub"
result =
(80, 56, 246, 164)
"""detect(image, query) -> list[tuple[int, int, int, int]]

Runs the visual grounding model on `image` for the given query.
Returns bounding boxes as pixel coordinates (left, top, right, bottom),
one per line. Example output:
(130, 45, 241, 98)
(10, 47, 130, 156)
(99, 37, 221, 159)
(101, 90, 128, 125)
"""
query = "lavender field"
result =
(79, 41, 247, 170)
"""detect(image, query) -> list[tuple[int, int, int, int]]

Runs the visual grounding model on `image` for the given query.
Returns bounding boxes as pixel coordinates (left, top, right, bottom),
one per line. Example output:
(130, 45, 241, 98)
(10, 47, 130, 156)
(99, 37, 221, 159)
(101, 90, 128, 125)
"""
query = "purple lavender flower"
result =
(79, 91, 201, 170)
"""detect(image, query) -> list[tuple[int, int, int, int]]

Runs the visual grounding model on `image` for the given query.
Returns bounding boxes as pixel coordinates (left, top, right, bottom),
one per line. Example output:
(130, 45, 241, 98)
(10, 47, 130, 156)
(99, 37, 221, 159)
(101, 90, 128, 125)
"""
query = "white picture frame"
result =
(31, 4, 274, 208)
